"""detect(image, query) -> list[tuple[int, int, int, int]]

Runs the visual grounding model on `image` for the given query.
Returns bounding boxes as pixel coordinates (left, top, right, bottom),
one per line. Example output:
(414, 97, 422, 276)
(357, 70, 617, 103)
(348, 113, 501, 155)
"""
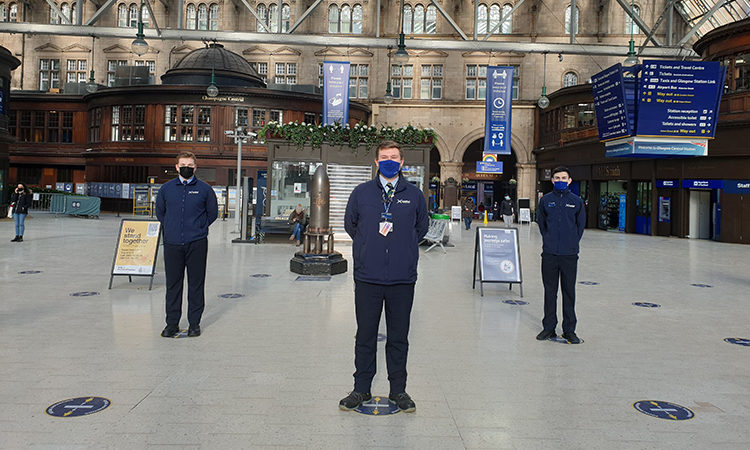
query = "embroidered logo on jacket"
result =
(397, 199, 411, 204)
(565, 203, 576, 208)
(189, 191, 200, 194)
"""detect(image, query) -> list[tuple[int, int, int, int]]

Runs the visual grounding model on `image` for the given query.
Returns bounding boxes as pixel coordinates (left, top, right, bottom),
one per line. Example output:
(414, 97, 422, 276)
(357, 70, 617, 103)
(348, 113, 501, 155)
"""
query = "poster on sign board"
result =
(472, 227, 523, 297)
(109, 219, 162, 290)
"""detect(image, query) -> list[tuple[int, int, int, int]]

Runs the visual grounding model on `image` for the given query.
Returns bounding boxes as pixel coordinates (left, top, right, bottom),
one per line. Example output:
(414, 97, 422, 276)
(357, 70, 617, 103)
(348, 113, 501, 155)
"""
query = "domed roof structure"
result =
(161, 43, 266, 88)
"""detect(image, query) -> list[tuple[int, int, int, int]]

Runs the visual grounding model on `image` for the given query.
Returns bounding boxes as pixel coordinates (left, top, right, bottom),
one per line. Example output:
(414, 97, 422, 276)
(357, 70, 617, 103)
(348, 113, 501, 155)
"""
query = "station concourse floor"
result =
(1, 213, 749, 450)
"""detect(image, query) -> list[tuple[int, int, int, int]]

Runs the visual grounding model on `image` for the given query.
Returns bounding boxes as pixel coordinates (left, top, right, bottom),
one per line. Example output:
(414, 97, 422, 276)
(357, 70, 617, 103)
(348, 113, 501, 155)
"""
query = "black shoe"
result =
(562, 332, 581, 344)
(188, 324, 201, 337)
(338, 391, 371, 411)
(536, 329, 557, 340)
(11, 235, 19, 242)
(16, 236, 22, 242)
(161, 324, 180, 337)
(389, 392, 416, 413)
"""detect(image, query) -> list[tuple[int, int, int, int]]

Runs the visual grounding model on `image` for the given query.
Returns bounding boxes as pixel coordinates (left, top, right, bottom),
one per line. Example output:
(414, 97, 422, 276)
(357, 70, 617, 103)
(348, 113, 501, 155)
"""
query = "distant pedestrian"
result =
(10, 183, 32, 243)
(289, 204, 305, 246)
(462, 197, 475, 230)
(155, 151, 218, 338)
(500, 195, 516, 227)
(536, 166, 586, 344)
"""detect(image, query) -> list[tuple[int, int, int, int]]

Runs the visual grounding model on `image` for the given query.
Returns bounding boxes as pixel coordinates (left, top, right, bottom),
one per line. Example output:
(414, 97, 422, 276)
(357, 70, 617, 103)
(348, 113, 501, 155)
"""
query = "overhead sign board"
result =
(483, 66, 514, 155)
(605, 136, 708, 158)
(476, 161, 504, 174)
(592, 63, 633, 141)
(636, 60, 725, 139)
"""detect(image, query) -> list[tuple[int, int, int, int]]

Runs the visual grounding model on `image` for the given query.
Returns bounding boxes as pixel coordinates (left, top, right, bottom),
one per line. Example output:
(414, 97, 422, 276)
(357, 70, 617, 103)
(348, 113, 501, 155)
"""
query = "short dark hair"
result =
(376, 140, 403, 159)
(552, 166, 571, 178)
(176, 151, 197, 163)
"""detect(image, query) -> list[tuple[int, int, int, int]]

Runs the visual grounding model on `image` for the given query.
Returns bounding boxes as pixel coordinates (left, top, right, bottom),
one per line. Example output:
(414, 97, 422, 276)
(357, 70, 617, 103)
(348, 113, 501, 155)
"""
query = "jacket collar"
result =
(176, 176, 197, 186)
(376, 173, 407, 192)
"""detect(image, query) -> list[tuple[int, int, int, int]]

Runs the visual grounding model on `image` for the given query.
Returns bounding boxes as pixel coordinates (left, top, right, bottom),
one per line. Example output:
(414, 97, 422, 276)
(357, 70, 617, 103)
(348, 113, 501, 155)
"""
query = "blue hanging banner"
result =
(323, 61, 351, 126)
(484, 66, 514, 155)
(592, 63, 633, 141)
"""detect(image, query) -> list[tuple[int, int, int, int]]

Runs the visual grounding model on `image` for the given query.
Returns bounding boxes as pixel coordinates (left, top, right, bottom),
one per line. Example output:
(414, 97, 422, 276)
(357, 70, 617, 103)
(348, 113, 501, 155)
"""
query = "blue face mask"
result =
(554, 181, 569, 191)
(378, 159, 401, 178)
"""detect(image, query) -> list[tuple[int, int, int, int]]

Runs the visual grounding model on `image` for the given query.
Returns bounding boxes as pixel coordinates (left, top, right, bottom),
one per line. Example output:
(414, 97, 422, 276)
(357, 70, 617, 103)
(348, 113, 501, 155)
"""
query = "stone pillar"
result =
(516, 162, 537, 210)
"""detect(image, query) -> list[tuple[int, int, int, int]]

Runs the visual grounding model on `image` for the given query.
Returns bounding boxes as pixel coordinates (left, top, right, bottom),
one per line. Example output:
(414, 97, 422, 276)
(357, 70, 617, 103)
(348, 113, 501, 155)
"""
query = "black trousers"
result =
(541, 253, 578, 333)
(163, 238, 208, 326)
(353, 281, 415, 394)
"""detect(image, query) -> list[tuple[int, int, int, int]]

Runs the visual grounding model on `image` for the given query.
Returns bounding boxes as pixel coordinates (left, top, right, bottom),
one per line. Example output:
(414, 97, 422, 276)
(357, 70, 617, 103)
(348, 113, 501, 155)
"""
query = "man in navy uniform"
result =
(156, 151, 218, 338)
(340, 140, 429, 413)
(536, 166, 586, 344)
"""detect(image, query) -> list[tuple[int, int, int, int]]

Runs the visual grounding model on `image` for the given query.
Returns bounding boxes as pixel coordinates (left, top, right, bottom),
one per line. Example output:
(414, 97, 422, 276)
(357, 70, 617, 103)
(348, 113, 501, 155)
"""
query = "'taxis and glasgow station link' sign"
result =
(592, 61, 726, 158)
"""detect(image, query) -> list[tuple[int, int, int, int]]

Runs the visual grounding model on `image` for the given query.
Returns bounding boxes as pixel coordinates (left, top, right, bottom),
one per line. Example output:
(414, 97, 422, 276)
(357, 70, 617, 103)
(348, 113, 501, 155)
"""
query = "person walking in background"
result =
(10, 183, 32, 242)
(156, 151, 218, 338)
(289, 204, 305, 246)
(462, 197, 475, 230)
(536, 166, 586, 344)
(340, 140, 429, 413)
(500, 195, 516, 227)
(492, 202, 500, 221)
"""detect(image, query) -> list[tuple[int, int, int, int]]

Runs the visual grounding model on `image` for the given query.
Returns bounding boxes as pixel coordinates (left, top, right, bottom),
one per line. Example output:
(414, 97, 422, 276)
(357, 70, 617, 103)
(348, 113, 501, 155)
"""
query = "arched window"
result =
(129, 3, 138, 27)
(489, 4, 500, 34)
(565, 5, 579, 34)
(50, 4, 60, 24)
(0, 4, 6, 22)
(403, 4, 435, 34)
(477, 4, 487, 35)
(198, 4, 208, 30)
(9, 2, 17, 22)
(563, 71, 578, 87)
(403, 5, 412, 34)
(257, 4, 267, 32)
(425, 5, 436, 33)
(61, 3, 70, 22)
(352, 5, 362, 33)
(186, 3, 196, 29)
(625, 5, 640, 34)
(341, 4, 351, 33)
(281, 4, 289, 32)
(328, 4, 339, 33)
(413, 5, 424, 34)
(268, 4, 278, 32)
(117, 4, 127, 27)
(501, 3, 512, 34)
(141, 4, 149, 28)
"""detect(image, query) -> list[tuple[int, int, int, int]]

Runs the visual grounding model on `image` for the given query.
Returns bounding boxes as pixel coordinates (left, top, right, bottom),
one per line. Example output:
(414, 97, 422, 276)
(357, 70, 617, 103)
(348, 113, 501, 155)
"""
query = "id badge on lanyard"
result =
(380, 186, 394, 236)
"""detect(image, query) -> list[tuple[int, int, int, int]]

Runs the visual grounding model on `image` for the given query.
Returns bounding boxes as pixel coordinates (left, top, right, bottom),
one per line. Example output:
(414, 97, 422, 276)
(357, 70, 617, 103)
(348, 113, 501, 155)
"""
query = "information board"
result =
(472, 227, 523, 297)
(451, 205, 462, 221)
(592, 63, 632, 141)
(109, 219, 161, 290)
(637, 60, 725, 138)
(483, 66, 514, 155)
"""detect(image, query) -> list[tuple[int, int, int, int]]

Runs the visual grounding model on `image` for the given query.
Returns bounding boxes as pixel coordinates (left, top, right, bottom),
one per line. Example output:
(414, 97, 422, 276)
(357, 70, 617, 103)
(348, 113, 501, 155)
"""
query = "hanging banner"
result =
(323, 61, 351, 126)
(484, 66, 514, 155)
(592, 63, 633, 141)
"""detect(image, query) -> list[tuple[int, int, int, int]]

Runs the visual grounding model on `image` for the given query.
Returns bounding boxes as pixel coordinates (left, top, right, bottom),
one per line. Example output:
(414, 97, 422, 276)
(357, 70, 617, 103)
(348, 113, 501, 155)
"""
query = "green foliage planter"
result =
(260, 121, 436, 155)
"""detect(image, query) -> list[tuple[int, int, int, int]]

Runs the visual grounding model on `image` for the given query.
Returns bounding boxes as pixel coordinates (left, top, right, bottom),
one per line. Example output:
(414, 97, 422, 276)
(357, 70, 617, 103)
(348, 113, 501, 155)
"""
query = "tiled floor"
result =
(1, 213, 749, 449)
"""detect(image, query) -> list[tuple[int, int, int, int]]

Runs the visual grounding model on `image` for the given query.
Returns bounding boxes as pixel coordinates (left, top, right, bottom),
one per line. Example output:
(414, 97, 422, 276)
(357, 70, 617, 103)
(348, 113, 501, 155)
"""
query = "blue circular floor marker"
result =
(724, 338, 750, 347)
(503, 300, 528, 305)
(633, 400, 694, 420)
(353, 395, 401, 416)
(579, 281, 599, 286)
(46, 397, 111, 417)
(218, 293, 245, 299)
(18, 270, 42, 274)
(377, 334, 387, 342)
(549, 336, 584, 344)
(70, 292, 100, 297)
(251, 274, 271, 278)
(690, 283, 713, 288)
(633, 302, 660, 308)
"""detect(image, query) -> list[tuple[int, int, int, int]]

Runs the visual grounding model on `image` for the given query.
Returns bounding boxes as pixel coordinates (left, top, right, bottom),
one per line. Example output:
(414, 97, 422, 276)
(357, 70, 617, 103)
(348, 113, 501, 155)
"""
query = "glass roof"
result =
(675, 0, 750, 39)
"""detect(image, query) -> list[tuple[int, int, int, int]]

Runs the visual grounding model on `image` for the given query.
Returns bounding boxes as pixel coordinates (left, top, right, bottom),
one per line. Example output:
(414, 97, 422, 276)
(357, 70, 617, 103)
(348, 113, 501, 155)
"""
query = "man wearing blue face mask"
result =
(536, 166, 586, 344)
(156, 151, 218, 338)
(340, 140, 429, 413)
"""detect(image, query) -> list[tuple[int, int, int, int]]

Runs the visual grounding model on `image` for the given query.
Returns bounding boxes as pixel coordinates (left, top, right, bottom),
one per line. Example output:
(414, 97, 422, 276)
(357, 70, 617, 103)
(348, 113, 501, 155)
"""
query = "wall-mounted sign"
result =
(656, 180, 678, 188)
(484, 66, 514, 155)
(723, 180, 750, 194)
(476, 161, 504, 174)
(682, 179, 723, 189)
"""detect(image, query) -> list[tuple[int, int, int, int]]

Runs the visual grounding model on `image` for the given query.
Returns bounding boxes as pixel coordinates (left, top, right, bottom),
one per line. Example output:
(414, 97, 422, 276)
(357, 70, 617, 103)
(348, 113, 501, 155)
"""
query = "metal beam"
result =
(638, 0, 674, 55)
(44, 0, 71, 25)
(84, 0, 117, 26)
(483, 0, 526, 41)
(159, 0, 169, 9)
(0, 22, 699, 58)
(277, 0, 282, 33)
(143, 0, 162, 36)
(570, 0, 576, 44)
(288, 0, 323, 34)
(614, 0, 663, 46)
(75, 0, 82, 25)
(239, 0, 270, 33)
(429, 0, 468, 41)
(677, 0, 729, 46)
(667, 0, 673, 46)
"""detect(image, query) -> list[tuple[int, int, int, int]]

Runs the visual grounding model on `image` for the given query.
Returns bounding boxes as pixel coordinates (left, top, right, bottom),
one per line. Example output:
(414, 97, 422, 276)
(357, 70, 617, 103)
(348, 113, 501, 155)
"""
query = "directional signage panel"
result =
(476, 161, 503, 174)
(592, 63, 632, 141)
(636, 60, 725, 138)
(484, 66, 514, 155)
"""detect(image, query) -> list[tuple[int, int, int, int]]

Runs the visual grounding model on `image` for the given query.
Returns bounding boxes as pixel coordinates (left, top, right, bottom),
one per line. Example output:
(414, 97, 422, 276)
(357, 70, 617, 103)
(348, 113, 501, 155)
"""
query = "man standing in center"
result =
(340, 140, 429, 413)
(156, 151, 218, 338)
